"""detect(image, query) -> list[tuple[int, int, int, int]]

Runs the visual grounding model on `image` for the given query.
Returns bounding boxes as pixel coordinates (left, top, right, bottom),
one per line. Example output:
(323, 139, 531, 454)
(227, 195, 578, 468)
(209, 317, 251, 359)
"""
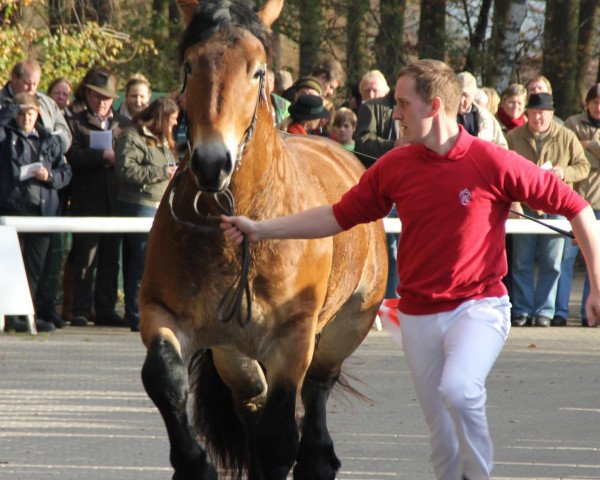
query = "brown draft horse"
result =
(139, 0, 387, 478)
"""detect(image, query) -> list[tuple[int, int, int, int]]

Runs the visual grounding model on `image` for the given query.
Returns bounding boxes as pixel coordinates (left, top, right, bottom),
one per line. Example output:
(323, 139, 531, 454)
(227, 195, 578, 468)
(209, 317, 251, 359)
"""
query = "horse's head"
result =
(178, 0, 282, 192)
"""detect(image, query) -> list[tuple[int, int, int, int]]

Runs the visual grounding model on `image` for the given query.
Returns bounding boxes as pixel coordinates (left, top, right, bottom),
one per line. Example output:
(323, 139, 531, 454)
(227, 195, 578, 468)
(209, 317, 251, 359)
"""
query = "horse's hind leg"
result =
(294, 301, 379, 480)
(252, 329, 319, 480)
(141, 320, 217, 480)
(293, 374, 340, 480)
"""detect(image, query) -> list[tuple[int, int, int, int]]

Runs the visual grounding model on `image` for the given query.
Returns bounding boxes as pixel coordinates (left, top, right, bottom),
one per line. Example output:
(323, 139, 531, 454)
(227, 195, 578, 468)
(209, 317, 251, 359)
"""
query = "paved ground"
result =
(1, 271, 599, 480)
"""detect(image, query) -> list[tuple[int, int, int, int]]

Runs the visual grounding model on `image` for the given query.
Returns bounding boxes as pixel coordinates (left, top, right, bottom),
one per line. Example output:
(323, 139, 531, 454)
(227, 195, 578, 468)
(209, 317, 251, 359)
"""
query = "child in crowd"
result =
(331, 107, 357, 151)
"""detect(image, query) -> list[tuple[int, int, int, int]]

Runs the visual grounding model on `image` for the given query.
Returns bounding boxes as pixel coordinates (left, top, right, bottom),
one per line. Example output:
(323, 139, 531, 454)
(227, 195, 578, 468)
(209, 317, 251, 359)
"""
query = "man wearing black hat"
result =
(507, 92, 590, 327)
(66, 67, 130, 327)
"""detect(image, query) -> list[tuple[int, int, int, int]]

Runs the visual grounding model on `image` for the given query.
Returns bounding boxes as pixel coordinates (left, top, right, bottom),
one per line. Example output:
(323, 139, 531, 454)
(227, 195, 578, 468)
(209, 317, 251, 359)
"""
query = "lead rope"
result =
(168, 178, 252, 327)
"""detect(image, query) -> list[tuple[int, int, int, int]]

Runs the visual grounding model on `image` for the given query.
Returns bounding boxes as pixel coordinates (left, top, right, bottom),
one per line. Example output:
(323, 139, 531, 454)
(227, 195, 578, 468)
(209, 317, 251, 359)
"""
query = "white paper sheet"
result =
(89, 130, 112, 150)
(19, 162, 43, 181)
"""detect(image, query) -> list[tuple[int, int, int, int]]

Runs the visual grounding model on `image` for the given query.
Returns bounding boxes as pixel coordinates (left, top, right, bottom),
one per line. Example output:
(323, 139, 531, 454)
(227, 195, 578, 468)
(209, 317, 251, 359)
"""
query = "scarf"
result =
(587, 110, 600, 129)
(497, 107, 525, 131)
(457, 104, 479, 136)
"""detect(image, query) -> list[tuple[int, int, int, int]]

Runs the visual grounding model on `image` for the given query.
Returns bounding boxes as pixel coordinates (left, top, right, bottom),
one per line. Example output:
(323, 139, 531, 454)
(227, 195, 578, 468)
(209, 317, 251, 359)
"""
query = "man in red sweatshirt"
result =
(221, 59, 600, 480)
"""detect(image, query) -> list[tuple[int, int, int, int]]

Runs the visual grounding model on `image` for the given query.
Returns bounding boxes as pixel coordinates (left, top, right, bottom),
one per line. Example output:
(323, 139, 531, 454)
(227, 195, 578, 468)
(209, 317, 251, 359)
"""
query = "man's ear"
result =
(431, 97, 443, 117)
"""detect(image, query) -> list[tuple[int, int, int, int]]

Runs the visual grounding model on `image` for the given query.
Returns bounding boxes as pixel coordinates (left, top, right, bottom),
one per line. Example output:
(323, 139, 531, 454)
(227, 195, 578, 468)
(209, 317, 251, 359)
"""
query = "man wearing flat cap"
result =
(66, 66, 130, 328)
(507, 92, 590, 328)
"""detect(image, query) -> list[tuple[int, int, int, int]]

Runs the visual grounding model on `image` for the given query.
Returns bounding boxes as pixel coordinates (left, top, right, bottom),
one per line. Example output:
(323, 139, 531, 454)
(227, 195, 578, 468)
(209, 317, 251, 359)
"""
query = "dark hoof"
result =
(293, 445, 340, 480)
(172, 462, 217, 480)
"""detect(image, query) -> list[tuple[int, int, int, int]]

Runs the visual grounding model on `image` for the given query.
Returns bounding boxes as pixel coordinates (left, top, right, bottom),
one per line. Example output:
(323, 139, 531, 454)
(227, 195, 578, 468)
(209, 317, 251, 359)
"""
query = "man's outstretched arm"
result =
(570, 205, 600, 326)
(220, 205, 343, 244)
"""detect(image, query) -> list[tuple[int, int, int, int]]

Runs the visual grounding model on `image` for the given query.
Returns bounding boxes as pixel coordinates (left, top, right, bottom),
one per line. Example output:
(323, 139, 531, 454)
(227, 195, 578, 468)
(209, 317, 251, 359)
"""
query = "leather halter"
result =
(166, 62, 269, 328)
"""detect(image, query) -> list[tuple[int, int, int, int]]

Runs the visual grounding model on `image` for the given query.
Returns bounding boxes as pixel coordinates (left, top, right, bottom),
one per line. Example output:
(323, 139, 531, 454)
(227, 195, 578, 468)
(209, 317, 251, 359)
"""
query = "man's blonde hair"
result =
(397, 59, 462, 116)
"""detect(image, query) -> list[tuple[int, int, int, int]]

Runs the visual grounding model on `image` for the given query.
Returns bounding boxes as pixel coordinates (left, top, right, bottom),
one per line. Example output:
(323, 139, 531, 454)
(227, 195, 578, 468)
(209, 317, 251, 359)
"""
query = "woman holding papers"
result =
(65, 67, 129, 328)
(0, 93, 72, 332)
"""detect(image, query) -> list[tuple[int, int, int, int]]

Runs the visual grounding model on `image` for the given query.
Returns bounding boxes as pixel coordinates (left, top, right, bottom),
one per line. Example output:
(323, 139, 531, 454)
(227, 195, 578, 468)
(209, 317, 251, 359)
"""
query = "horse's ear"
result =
(257, 0, 283, 27)
(178, 0, 199, 26)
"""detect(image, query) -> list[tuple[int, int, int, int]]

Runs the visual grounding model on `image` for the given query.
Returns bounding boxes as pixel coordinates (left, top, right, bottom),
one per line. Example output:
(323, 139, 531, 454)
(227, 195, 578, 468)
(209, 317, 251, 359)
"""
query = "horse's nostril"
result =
(190, 141, 233, 192)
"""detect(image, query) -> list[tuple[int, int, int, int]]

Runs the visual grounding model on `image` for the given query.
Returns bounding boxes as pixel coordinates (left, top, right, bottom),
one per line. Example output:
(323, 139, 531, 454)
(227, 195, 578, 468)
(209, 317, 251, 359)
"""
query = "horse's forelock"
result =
(179, 0, 268, 63)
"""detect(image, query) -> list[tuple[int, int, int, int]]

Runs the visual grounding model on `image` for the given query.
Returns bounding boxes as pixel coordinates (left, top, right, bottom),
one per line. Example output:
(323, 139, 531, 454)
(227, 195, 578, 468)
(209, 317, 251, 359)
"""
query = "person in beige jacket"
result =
(555, 83, 600, 326)
(507, 93, 590, 327)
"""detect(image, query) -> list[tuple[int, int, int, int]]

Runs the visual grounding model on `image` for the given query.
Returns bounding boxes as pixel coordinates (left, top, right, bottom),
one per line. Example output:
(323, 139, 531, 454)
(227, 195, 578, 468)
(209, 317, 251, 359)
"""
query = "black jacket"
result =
(66, 108, 129, 215)
(0, 104, 72, 216)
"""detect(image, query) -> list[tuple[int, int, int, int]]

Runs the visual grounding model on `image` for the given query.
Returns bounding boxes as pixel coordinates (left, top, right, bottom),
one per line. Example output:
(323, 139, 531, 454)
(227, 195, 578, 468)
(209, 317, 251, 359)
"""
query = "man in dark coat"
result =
(66, 67, 130, 327)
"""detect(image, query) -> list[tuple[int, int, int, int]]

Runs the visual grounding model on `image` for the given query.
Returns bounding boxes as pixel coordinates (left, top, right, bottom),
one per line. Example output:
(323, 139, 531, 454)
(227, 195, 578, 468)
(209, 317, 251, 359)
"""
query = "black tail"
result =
(188, 349, 249, 478)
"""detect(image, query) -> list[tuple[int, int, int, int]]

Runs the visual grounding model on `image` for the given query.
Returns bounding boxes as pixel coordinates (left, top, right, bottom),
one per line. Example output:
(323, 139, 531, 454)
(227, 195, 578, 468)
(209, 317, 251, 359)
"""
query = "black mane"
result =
(179, 0, 269, 62)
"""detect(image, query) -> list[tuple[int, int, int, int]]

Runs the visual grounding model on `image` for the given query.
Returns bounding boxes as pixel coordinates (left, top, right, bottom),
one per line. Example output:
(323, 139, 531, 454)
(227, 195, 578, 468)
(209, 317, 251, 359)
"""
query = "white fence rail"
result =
(0, 216, 577, 235)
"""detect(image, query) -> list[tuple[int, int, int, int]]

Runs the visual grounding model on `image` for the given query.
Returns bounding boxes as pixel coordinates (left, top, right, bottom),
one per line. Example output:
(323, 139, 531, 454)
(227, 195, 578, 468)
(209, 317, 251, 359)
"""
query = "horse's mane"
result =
(179, 0, 269, 62)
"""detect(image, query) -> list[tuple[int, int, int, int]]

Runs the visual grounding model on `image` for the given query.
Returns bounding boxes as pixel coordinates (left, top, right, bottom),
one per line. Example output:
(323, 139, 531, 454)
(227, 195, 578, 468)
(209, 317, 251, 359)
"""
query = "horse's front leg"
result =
(140, 308, 217, 480)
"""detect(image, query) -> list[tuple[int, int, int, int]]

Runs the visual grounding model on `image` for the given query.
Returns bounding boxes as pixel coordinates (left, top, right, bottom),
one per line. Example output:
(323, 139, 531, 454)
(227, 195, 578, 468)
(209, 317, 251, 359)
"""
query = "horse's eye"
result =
(253, 69, 265, 80)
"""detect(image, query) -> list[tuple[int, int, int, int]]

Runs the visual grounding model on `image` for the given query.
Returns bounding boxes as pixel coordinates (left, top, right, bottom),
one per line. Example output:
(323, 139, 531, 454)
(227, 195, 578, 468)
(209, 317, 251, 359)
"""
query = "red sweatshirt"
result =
(332, 126, 588, 315)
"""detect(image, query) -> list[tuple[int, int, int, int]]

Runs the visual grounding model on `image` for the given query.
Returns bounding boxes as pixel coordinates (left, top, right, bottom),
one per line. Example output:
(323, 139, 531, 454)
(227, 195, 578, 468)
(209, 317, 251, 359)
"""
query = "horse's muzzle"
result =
(190, 141, 234, 192)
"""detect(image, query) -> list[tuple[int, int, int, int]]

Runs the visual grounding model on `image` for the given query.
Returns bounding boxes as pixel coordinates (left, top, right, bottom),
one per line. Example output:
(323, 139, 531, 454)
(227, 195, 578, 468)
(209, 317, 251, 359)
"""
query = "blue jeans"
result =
(555, 209, 600, 320)
(386, 206, 399, 298)
(511, 213, 564, 318)
(118, 201, 157, 327)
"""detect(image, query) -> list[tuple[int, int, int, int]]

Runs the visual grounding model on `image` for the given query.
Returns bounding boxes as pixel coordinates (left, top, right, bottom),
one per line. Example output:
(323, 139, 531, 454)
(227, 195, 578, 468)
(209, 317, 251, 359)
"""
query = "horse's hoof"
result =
(172, 463, 218, 480)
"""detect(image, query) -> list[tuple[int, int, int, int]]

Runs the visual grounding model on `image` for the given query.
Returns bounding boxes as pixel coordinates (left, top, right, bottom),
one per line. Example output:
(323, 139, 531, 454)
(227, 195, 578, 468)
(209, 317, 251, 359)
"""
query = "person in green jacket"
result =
(115, 97, 179, 331)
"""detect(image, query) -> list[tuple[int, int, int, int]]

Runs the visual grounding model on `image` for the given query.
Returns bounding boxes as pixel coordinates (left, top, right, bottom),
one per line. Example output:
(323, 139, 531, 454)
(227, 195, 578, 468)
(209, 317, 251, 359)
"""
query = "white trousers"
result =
(400, 296, 511, 480)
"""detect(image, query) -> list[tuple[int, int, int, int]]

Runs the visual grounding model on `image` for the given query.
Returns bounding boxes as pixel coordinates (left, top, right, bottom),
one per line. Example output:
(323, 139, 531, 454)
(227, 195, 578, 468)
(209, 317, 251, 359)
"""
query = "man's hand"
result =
(584, 290, 600, 327)
(551, 165, 565, 180)
(103, 149, 115, 167)
(220, 215, 261, 244)
(32, 165, 49, 182)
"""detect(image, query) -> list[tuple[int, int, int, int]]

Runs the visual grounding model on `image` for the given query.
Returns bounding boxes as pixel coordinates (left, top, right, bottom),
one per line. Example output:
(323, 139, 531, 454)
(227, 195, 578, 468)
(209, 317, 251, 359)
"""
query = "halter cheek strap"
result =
(234, 66, 268, 169)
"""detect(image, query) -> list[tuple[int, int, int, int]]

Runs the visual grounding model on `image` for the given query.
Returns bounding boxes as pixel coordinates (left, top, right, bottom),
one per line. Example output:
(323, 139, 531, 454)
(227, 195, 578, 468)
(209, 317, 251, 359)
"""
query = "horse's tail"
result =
(188, 349, 248, 478)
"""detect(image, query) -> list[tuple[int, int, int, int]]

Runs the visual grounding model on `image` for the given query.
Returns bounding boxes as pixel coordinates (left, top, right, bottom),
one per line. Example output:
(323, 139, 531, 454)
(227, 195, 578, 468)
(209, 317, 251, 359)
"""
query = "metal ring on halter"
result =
(193, 191, 203, 217)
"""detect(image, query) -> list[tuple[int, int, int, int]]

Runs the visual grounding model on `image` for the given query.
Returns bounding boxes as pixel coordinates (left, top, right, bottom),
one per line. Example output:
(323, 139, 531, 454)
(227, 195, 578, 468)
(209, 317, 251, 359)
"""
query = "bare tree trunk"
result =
(418, 0, 446, 60)
(48, 0, 67, 32)
(542, 0, 580, 118)
(374, 0, 406, 83)
(346, 0, 370, 86)
(464, 0, 493, 75)
(298, 0, 323, 75)
(486, 0, 527, 93)
(575, 0, 600, 104)
(72, 0, 120, 25)
(153, 0, 170, 40)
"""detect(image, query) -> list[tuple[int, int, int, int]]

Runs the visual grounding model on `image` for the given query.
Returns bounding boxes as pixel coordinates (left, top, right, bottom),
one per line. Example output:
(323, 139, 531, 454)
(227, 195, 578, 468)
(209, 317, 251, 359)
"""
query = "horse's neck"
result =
(231, 107, 299, 217)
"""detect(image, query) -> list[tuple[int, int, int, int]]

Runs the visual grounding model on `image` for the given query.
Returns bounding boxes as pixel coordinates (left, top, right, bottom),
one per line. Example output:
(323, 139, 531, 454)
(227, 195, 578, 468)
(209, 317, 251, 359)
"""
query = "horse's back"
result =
(281, 133, 366, 199)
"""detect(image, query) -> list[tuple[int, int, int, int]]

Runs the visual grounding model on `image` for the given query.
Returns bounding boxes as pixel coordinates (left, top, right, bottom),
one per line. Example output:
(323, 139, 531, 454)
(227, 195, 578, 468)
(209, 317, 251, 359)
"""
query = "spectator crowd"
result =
(1, 57, 599, 333)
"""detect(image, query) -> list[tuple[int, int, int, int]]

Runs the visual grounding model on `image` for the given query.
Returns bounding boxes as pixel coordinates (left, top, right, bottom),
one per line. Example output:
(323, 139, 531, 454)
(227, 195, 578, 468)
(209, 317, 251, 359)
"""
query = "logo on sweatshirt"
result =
(459, 188, 472, 206)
